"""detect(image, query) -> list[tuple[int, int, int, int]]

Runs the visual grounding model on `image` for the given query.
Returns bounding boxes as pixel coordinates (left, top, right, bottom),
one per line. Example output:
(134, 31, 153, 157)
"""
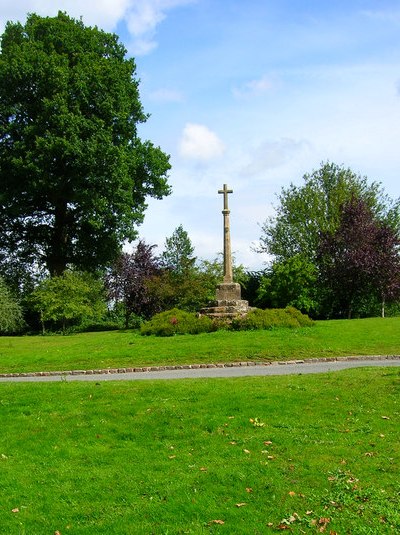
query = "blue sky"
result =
(1, 1, 400, 269)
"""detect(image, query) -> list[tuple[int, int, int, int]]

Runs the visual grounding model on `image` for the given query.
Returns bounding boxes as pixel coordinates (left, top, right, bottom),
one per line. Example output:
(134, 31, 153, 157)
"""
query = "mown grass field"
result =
(0, 368, 399, 533)
(0, 317, 399, 374)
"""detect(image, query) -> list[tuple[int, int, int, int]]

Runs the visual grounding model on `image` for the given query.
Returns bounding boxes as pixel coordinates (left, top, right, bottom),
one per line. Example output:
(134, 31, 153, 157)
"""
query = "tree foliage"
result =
(0, 277, 24, 334)
(258, 162, 400, 318)
(105, 241, 161, 326)
(256, 255, 318, 314)
(0, 12, 170, 276)
(161, 225, 196, 274)
(146, 269, 216, 313)
(318, 196, 400, 318)
(30, 271, 106, 332)
(259, 162, 398, 263)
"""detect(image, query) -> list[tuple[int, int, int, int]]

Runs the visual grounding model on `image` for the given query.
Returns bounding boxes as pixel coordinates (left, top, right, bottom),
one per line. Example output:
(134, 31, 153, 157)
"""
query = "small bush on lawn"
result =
(141, 307, 314, 336)
(231, 306, 314, 331)
(140, 308, 214, 337)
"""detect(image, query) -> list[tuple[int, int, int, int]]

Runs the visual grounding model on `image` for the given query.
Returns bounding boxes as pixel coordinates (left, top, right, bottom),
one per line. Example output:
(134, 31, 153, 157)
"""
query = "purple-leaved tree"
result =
(105, 241, 161, 327)
(318, 196, 400, 318)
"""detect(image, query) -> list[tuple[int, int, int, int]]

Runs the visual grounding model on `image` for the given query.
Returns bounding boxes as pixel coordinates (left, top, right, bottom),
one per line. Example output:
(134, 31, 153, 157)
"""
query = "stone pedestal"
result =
(216, 282, 241, 301)
(200, 282, 250, 320)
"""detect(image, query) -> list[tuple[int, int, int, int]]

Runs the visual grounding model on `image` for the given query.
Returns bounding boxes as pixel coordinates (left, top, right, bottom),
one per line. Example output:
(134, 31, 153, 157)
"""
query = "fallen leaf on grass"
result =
(236, 503, 246, 507)
(168, 455, 176, 459)
(250, 417, 265, 427)
(245, 487, 253, 493)
(381, 416, 390, 420)
(263, 440, 272, 445)
(288, 491, 296, 496)
(200, 467, 207, 472)
(277, 513, 299, 529)
(229, 441, 236, 445)
(209, 519, 224, 525)
(317, 517, 331, 533)
(11, 508, 19, 513)
(243, 449, 250, 454)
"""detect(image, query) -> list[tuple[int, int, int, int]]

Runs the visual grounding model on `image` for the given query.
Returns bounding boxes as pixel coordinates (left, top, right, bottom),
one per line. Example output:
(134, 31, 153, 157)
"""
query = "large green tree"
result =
(258, 162, 400, 318)
(30, 271, 106, 333)
(318, 196, 400, 318)
(160, 225, 196, 275)
(259, 162, 398, 263)
(256, 254, 318, 314)
(0, 12, 170, 277)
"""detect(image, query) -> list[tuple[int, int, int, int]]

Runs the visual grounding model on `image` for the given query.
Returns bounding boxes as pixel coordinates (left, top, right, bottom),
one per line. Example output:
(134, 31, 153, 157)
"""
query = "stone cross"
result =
(218, 184, 233, 283)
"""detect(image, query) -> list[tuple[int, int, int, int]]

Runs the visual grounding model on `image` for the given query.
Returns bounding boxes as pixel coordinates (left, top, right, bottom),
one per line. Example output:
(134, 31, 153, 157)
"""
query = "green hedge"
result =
(231, 306, 314, 331)
(140, 308, 214, 337)
(140, 306, 314, 336)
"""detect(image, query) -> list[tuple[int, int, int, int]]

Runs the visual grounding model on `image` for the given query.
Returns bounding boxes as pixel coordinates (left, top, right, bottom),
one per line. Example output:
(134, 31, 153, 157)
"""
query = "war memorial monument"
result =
(200, 184, 250, 319)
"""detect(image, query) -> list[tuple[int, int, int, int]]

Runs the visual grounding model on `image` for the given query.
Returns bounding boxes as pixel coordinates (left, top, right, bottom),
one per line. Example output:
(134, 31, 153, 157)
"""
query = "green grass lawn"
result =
(0, 317, 399, 375)
(0, 368, 399, 533)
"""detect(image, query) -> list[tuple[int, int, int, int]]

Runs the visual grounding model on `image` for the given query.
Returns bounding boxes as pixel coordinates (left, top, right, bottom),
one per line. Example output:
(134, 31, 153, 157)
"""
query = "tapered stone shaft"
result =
(218, 184, 233, 283)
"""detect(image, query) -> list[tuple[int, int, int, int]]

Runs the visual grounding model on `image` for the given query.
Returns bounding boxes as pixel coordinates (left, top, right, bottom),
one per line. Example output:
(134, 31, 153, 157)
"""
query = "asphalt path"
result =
(0, 358, 399, 383)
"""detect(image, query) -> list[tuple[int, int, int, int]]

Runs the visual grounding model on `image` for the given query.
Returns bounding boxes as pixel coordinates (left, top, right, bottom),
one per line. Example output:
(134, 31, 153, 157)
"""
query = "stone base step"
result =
(199, 302, 251, 319)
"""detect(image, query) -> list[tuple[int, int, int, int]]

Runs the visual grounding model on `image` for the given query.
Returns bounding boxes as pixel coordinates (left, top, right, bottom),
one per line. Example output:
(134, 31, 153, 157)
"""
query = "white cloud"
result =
(121, 0, 196, 55)
(0, 0, 195, 55)
(361, 8, 400, 24)
(241, 138, 311, 177)
(148, 88, 184, 103)
(179, 123, 225, 161)
(0, 0, 130, 33)
(233, 74, 275, 99)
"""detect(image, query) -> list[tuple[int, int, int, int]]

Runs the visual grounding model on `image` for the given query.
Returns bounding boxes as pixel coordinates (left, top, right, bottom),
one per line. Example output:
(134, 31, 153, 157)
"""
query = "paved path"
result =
(0, 357, 399, 383)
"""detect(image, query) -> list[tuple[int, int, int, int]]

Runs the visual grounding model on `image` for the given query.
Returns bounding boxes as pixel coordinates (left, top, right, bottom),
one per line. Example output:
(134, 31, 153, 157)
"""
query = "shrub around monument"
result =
(140, 308, 214, 337)
(231, 306, 314, 331)
(141, 306, 314, 336)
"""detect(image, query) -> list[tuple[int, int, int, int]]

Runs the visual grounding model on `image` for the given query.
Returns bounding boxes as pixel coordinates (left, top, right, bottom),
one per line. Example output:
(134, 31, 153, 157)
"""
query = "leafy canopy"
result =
(30, 271, 106, 332)
(161, 224, 196, 274)
(259, 162, 399, 263)
(258, 162, 400, 318)
(0, 277, 24, 334)
(0, 12, 171, 276)
(105, 241, 161, 325)
(318, 196, 400, 318)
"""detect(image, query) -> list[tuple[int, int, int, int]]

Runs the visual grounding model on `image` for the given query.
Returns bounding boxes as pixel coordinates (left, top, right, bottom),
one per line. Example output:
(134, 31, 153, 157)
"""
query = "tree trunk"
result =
(347, 304, 352, 320)
(47, 199, 69, 276)
(381, 295, 385, 318)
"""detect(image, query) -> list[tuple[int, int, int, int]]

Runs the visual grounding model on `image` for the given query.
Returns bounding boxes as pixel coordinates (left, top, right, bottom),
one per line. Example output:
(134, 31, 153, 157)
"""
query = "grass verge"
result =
(0, 317, 399, 374)
(0, 368, 399, 533)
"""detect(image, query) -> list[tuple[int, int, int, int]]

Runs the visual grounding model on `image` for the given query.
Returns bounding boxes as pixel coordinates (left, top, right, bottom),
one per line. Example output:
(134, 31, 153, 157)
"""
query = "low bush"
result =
(141, 306, 314, 336)
(231, 306, 314, 331)
(140, 308, 214, 337)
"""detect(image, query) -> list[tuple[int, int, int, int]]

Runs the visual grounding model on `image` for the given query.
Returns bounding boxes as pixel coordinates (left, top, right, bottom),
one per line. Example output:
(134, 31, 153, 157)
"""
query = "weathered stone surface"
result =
(216, 282, 242, 301)
(199, 183, 251, 320)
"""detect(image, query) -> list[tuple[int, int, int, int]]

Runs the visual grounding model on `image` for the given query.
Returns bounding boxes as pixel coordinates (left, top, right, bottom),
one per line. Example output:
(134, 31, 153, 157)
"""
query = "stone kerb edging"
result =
(1, 355, 399, 378)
